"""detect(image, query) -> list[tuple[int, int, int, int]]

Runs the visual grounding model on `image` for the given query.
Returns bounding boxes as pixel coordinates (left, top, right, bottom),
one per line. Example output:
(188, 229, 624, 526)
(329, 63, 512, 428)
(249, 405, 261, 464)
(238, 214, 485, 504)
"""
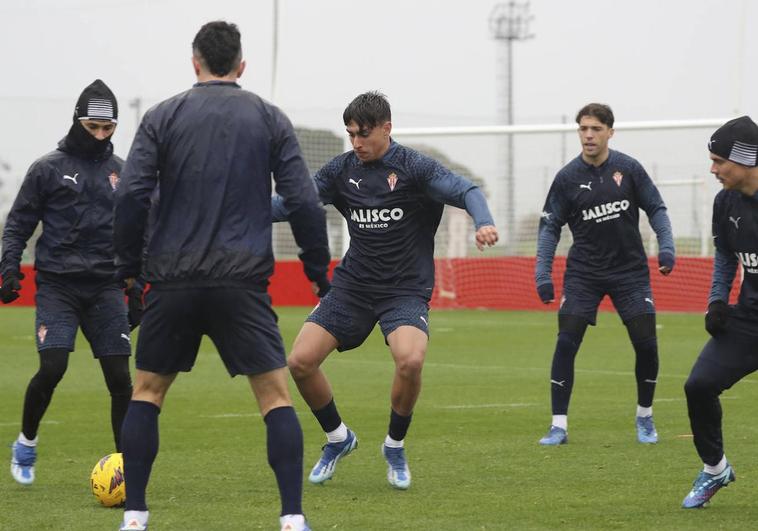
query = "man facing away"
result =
(681, 116, 758, 508)
(1, 79, 141, 485)
(274, 91, 499, 490)
(112, 21, 329, 531)
(535, 103, 675, 446)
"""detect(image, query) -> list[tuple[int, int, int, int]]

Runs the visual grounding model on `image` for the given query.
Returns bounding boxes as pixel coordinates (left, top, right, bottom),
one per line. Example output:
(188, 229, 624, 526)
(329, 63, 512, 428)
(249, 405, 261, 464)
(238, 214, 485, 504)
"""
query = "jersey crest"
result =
(613, 171, 623, 187)
(387, 172, 398, 191)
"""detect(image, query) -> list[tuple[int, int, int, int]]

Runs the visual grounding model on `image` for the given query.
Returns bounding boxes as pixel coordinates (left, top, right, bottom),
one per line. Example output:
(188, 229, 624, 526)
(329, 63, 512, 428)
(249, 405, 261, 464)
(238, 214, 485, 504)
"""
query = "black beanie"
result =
(74, 79, 118, 124)
(708, 115, 758, 167)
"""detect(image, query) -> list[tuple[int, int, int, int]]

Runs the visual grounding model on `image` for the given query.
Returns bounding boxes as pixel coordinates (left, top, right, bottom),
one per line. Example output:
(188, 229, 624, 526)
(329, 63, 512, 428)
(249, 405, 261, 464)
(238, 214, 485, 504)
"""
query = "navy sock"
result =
(633, 337, 658, 408)
(265, 406, 304, 516)
(388, 409, 413, 441)
(312, 398, 341, 433)
(122, 400, 160, 511)
(550, 332, 582, 415)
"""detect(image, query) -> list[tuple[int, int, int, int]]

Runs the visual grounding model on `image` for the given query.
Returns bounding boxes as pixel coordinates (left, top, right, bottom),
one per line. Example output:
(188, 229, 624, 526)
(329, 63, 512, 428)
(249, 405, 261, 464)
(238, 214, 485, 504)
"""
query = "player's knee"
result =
(36, 349, 69, 388)
(395, 350, 425, 377)
(287, 353, 316, 380)
(684, 374, 716, 398)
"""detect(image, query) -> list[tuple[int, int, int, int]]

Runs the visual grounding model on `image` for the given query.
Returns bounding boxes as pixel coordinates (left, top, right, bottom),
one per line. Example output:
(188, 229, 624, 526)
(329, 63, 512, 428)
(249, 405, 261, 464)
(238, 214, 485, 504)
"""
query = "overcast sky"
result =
(0, 0, 754, 236)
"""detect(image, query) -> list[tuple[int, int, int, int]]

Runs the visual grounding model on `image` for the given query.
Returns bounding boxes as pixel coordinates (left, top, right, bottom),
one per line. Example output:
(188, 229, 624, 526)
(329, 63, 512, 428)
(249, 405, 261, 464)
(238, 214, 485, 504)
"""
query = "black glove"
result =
(316, 276, 331, 298)
(705, 300, 729, 337)
(125, 287, 144, 331)
(0, 271, 25, 304)
(537, 282, 555, 304)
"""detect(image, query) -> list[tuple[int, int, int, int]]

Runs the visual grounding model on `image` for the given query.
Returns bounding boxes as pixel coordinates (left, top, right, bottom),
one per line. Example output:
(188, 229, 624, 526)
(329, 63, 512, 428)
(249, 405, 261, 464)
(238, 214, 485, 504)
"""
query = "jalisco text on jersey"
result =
(737, 252, 758, 273)
(349, 208, 404, 223)
(581, 200, 631, 222)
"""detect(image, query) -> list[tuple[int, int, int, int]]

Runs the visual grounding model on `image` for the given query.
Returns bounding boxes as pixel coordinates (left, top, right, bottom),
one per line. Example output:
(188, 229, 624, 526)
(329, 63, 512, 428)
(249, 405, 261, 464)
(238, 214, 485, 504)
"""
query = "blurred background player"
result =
(535, 103, 675, 446)
(681, 116, 758, 508)
(274, 91, 498, 490)
(112, 21, 328, 531)
(1, 80, 141, 485)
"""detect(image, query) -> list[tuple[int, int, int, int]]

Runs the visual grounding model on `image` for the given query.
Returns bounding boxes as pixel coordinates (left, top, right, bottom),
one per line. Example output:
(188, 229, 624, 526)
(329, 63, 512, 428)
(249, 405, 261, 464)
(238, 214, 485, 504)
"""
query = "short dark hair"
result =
(575, 103, 614, 128)
(343, 91, 391, 129)
(192, 21, 242, 77)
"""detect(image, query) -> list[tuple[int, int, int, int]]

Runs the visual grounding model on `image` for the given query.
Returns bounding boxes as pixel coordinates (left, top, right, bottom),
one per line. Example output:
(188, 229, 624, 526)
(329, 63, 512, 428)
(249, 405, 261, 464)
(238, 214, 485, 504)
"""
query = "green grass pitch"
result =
(2, 307, 758, 530)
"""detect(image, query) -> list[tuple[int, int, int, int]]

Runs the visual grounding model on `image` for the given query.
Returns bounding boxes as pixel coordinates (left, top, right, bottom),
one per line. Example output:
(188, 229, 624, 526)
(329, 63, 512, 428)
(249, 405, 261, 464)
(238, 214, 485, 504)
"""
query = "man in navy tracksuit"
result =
(112, 22, 328, 531)
(535, 103, 675, 446)
(681, 116, 758, 508)
(274, 91, 499, 491)
(1, 80, 139, 485)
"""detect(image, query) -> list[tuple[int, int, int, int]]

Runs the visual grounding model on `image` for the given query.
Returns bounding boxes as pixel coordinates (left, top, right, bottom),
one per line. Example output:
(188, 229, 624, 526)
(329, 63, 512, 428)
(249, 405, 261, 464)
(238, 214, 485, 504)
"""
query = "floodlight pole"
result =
(489, 1, 533, 251)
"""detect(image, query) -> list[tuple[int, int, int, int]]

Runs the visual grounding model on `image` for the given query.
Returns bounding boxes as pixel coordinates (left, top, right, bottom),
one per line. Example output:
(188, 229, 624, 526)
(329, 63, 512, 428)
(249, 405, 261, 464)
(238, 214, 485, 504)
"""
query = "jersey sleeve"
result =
(708, 192, 737, 304)
(535, 175, 569, 286)
(113, 109, 160, 279)
(408, 150, 494, 227)
(0, 161, 46, 277)
(633, 161, 675, 258)
(269, 108, 330, 283)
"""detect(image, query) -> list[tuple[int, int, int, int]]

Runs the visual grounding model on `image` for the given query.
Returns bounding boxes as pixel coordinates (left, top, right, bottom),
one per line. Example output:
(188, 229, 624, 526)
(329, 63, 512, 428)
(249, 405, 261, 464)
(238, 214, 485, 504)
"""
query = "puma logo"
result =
(579, 181, 592, 191)
(729, 216, 741, 229)
(550, 379, 566, 387)
(349, 178, 362, 190)
(63, 173, 79, 184)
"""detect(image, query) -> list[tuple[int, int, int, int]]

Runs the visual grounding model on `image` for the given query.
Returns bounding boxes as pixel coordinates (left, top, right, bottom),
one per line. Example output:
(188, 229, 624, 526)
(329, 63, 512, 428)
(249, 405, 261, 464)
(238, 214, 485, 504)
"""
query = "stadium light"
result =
(489, 1, 533, 251)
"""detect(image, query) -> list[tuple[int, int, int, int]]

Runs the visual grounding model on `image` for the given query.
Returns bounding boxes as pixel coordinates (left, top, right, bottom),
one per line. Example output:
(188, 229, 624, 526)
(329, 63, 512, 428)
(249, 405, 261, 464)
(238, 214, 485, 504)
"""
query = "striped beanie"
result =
(708, 116, 758, 167)
(74, 79, 118, 124)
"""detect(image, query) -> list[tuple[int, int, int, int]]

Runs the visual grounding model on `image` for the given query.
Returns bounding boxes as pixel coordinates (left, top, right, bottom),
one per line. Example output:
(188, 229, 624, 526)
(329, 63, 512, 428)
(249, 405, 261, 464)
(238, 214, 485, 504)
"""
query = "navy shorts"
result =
(34, 272, 131, 357)
(136, 286, 286, 376)
(559, 274, 654, 325)
(306, 287, 430, 351)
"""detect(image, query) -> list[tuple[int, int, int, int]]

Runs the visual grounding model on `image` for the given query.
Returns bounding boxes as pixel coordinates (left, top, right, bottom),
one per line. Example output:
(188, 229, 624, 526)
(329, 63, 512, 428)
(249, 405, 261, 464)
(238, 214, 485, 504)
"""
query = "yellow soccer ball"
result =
(90, 453, 126, 507)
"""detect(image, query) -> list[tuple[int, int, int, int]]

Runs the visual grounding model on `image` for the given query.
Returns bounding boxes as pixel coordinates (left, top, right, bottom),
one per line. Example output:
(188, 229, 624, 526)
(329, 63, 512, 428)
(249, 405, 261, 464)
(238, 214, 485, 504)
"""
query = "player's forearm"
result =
(649, 208, 675, 256)
(535, 226, 560, 285)
(708, 248, 738, 304)
(463, 188, 495, 228)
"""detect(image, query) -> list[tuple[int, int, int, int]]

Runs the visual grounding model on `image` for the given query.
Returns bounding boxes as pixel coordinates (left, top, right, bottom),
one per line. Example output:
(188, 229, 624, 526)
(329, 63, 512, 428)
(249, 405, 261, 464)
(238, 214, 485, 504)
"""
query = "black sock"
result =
(550, 332, 582, 415)
(99, 355, 133, 452)
(633, 337, 658, 408)
(311, 398, 341, 433)
(265, 406, 303, 516)
(388, 409, 413, 441)
(122, 400, 160, 511)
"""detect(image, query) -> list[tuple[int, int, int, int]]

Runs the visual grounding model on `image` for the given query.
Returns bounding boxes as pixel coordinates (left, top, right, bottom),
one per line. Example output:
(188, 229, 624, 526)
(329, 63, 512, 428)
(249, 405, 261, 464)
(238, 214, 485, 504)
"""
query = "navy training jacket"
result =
(1, 141, 122, 279)
(113, 81, 329, 288)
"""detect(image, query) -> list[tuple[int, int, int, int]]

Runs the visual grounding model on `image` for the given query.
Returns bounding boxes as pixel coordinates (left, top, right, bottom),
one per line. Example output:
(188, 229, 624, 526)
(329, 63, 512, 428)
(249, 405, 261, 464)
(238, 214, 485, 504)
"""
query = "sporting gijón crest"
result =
(613, 171, 623, 187)
(109, 171, 120, 191)
(387, 172, 398, 191)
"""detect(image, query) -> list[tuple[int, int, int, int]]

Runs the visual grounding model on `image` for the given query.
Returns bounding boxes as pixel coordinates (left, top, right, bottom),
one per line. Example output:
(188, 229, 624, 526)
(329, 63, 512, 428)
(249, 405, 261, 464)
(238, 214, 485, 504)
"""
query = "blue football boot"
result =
(539, 425, 568, 446)
(382, 444, 411, 490)
(636, 415, 658, 444)
(308, 429, 358, 484)
(10, 440, 36, 485)
(682, 464, 735, 508)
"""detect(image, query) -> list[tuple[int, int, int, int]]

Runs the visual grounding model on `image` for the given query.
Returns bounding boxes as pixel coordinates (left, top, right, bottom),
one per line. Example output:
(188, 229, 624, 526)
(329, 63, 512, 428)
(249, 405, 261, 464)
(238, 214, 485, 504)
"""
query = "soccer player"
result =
(112, 21, 328, 531)
(535, 103, 675, 446)
(273, 91, 499, 490)
(1, 80, 141, 485)
(681, 116, 758, 508)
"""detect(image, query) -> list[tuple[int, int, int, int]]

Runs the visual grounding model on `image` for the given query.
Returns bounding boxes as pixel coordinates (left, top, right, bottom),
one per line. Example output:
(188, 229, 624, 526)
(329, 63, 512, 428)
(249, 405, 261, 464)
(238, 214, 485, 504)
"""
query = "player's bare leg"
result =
(287, 322, 339, 409)
(383, 325, 428, 489)
(288, 323, 356, 484)
(387, 325, 427, 415)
